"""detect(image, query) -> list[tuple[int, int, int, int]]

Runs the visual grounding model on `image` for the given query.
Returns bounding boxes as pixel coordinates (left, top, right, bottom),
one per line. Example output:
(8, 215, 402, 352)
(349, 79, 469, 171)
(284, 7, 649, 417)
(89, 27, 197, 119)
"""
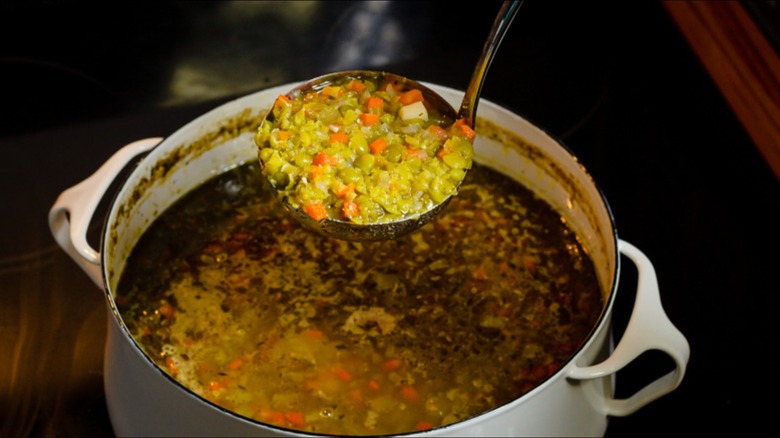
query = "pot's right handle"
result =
(48, 138, 162, 288)
(567, 239, 690, 417)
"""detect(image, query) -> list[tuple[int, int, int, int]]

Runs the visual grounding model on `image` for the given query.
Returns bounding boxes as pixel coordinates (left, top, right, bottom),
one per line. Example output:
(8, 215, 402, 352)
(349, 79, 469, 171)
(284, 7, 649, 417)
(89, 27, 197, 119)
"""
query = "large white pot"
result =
(49, 82, 689, 437)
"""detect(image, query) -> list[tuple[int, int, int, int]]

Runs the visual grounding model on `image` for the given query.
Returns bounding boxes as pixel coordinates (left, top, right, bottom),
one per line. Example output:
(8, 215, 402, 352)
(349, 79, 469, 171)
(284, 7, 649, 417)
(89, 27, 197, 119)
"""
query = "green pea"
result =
(430, 175, 456, 204)
(385, 144, 406, 163)
(269, 170, 290, 189)
(294, 153, 312, 169)
(262, 150, 285, 175)
(338, 167, 362, 184)
(442, 151, 468, 170)
(350, 131, 369, 155)
(354, 154, 375, 172)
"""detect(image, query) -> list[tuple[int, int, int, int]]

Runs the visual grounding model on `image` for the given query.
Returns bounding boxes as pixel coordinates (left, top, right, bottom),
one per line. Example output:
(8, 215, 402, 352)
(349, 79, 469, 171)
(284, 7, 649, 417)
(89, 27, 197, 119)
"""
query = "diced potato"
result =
(398, 101, 428, 121)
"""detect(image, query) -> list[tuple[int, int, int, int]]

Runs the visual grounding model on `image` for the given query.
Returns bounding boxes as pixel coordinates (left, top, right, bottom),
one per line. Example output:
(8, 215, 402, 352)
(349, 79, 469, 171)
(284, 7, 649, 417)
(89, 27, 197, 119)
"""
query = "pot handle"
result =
(567, 239, 690, 417)
(48, 138, 162, 288)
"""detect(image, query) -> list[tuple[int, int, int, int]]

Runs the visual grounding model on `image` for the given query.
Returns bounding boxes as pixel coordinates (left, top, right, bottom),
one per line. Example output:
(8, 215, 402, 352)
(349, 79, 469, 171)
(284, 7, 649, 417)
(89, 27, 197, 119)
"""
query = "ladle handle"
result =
(48, 137, 161, 288)
(459, 0, 523, 127)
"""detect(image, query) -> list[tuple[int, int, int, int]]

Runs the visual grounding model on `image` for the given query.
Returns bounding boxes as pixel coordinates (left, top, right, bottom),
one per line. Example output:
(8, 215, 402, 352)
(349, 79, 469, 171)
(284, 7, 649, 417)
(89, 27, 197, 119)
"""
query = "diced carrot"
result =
(259, 408, 286, 426)
(270, 412, 286, 426)
(405, 146, 427, 160)
(285, 411, 305, 428)
(335, 367, 353, 382)
(203, 243, 223, 254)
(474, 267, 488, 280)
(453, 118, 476, 142)
(427, 124, 449, 142)
(341, 200, 360, 219)
(208, 380, 224, 391)
(399, 88, 424, 106)
(277, 130, 291, 140)
(530, 365, 549, 379)
(322, 85, 342, 98)
(273, 94, 291, 110)
(458, 123, 476, 142)
(400, 385, 419, 402)
(368, 380, 380, 391)
(369, 137, 387, 154)
(347, 80, 366, 92)
(335, 182, 356, 199)
(382, 357, 402, 372)
(231, 231, 250, 241)
(366, 96, 384, 110)
(304, 202, 328, 221)
(329, 131, 349, 145)
(227, 358, 244, 370)
(313, 151, 339, 166)
(302, 329, 324, 339)
(416, 421, 434, 431)
(360, 112, 380, 126)
(158, 302, 175, 318)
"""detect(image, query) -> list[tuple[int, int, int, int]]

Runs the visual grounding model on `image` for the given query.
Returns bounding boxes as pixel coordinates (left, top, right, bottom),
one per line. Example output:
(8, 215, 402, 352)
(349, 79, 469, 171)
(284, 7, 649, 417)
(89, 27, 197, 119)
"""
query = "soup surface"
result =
(116, 161, 603, 435)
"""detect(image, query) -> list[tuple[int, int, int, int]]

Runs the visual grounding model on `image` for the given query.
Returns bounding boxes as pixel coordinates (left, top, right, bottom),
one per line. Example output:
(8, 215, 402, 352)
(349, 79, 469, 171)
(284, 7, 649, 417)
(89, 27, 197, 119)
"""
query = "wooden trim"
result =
(663, 0, 780, 180)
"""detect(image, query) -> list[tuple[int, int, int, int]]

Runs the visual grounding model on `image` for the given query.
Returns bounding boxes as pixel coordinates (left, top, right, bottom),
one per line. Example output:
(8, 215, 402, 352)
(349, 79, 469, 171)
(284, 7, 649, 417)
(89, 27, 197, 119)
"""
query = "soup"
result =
(115, 161, 603, 435)
(256, 72, 474, 225)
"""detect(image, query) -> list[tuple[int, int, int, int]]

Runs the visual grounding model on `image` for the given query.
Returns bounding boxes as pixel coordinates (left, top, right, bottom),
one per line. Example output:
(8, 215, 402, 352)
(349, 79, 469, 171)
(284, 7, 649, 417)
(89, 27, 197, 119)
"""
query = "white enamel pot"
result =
(49, 83, 689, 437)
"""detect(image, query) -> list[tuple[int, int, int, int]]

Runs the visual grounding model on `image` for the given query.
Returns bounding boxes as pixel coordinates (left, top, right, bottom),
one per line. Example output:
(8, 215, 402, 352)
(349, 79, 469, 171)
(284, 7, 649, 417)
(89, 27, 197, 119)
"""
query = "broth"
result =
(116, 161, 603, 435)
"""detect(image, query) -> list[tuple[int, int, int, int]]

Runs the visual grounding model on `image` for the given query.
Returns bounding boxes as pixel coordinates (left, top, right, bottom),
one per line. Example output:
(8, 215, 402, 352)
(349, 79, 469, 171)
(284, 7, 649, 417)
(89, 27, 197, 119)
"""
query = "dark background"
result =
(1, 1, 778, 436)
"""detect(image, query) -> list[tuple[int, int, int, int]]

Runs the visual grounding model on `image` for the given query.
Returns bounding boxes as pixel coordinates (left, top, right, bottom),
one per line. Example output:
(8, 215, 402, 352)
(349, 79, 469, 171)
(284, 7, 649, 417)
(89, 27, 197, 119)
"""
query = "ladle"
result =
(257, 0, 521, 241)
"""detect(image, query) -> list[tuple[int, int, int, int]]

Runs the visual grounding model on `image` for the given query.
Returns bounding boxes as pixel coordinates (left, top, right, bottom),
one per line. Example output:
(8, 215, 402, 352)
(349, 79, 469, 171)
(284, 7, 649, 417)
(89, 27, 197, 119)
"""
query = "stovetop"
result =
(1, 1, 778, 436)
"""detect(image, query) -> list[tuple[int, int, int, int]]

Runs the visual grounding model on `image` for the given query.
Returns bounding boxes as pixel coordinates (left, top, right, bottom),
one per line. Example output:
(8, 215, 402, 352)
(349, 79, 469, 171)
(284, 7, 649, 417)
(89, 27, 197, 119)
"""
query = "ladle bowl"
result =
(259, 71, 460, 241)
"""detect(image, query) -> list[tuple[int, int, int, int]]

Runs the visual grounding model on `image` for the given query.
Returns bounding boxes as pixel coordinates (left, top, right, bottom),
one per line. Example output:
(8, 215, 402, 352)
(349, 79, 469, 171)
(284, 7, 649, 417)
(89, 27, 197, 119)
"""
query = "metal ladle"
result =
(258, 0, 521, 241)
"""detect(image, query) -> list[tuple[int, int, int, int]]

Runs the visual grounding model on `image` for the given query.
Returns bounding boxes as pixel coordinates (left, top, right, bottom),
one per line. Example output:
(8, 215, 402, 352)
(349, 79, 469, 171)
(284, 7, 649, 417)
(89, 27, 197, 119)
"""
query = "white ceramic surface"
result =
(49, 83, 689, 437)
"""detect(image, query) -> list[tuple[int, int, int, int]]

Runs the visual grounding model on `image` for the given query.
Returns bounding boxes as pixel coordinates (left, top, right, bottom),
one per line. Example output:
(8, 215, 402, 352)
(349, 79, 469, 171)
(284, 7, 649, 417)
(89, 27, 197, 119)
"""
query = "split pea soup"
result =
(116, 160, 603, 435)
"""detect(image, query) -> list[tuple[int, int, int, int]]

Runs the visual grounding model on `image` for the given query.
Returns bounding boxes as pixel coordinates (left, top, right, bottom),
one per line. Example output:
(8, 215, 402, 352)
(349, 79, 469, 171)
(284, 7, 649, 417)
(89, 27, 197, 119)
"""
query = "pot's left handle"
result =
(568, 239, 690, 417)
(48, 138, 162, 288)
